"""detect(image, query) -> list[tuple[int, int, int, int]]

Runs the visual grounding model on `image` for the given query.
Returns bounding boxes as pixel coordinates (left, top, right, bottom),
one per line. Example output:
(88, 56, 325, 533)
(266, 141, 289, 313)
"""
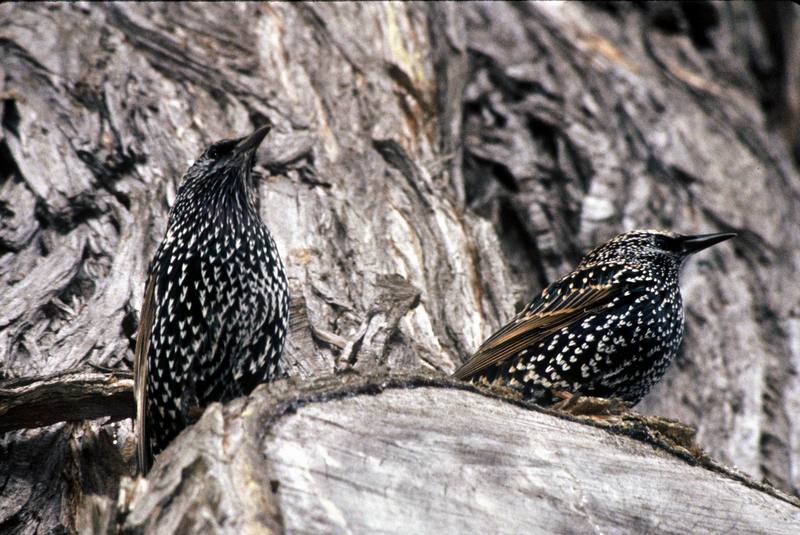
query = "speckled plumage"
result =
(454, 230, 734, 406)
(134, 125, 289, 473)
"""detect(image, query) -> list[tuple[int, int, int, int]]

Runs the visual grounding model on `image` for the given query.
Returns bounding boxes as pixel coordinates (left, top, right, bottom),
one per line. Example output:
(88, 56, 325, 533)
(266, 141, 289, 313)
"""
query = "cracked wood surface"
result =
(0, 370, 133, 433)
(97, 375, 800, 535)
(267, 387, 799, 535)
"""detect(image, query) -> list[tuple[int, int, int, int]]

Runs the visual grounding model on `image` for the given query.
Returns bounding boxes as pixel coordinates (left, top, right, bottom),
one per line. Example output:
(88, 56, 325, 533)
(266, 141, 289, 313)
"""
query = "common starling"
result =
(134, 124, 289, 473)
(453, 230, 735, 406)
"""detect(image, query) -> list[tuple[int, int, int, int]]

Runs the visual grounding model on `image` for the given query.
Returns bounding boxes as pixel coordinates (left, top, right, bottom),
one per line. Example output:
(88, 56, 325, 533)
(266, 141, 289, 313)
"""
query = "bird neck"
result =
(628, 258, 682, 288)
(169, 168, 261, 237)
(580, 258, 681, 288)
(211, 171, 259, 220)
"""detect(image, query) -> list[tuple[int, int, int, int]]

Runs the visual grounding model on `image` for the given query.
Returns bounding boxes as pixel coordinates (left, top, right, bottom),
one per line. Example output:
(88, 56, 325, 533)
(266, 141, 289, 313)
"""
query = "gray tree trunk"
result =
(1, 2, 799, 533)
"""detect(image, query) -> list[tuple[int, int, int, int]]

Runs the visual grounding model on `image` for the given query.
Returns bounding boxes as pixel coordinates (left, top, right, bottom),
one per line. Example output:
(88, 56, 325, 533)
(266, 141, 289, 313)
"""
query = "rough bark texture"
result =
(84, 374, 800, 535)
(1, 1, 799, 533)
(0, 370, 132, 433)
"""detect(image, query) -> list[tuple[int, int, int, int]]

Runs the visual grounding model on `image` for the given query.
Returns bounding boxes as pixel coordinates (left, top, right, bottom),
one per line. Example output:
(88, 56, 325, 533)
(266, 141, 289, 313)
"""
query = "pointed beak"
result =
(234, 123, 272, 156)
(679, 232, 736, 255)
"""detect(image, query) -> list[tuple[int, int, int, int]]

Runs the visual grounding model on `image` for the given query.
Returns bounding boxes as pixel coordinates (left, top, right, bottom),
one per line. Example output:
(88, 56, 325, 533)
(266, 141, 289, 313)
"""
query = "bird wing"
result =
(134, 273, 156, 474)
(453, 270, 624, 380)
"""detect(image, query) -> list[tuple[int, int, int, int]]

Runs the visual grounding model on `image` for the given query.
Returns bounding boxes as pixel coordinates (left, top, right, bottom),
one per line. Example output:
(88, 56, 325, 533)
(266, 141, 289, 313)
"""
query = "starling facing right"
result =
(454, 229, 735, 406)
(134, 124, 289, 473)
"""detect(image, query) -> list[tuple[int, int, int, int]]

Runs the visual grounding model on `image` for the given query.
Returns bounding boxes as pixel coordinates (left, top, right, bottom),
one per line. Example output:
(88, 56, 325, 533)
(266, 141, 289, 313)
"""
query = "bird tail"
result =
(134, 275, 156, 474)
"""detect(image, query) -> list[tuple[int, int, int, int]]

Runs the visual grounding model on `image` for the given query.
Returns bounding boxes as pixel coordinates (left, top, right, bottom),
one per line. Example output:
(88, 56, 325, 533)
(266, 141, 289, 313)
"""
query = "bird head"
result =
(578, 229, 735, 270)
(181, 123, 272, 193)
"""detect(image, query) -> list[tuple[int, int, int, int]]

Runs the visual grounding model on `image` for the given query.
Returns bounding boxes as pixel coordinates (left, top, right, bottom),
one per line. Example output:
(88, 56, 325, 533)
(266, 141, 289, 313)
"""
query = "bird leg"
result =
(180, 382, 204, 425)
(549, 390, 630, 421)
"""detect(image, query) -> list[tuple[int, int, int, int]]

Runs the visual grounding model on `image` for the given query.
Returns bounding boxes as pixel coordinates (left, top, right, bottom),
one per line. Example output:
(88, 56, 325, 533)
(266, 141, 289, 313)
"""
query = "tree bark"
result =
(1, 2, 799, 533)
(0, 370, 132, 433)
(85, 374, 800, 535)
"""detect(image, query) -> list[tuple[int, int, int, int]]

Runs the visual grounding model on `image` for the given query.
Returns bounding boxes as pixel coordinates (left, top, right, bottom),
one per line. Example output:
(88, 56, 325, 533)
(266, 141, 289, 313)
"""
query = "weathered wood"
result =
(102, 374, 800, 535)
(1, 1, 800, 533)
(0, 370, 133, 433)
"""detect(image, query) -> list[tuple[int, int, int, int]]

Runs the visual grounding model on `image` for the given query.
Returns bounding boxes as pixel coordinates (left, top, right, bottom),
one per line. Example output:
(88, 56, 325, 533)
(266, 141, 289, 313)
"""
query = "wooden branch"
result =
(106, 373, 800, 534)
(0, 370, 134, 433)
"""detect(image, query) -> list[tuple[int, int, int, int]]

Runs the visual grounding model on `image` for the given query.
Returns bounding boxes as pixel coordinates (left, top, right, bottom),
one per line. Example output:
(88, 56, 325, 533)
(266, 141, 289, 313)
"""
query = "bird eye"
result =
(653, 235, 681, 252)
(205, 139, 238, 160)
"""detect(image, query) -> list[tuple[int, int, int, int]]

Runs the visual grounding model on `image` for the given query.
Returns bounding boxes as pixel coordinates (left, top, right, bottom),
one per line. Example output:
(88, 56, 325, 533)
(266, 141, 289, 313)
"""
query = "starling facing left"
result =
(454, 229, 734, 406)
(134, 124, 289, 473)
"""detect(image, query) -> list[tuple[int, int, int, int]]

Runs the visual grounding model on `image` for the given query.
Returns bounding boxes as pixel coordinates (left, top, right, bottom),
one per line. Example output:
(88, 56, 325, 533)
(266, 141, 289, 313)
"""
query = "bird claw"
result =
(549, 390, 630, 421)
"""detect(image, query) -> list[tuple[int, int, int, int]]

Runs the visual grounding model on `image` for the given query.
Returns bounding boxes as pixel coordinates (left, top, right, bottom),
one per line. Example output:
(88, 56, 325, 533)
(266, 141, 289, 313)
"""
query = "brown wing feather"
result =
(453, 284, 617, 380)
(134, 274, 156, 474)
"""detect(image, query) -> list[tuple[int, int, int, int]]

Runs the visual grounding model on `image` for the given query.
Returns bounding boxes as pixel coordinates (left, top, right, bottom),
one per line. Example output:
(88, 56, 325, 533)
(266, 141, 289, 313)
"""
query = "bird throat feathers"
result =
(169, 157, 261, 231)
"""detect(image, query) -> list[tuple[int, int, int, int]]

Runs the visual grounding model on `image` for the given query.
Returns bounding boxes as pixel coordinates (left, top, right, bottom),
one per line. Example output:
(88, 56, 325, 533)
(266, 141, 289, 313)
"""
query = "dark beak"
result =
(679, 232, 736, 255)
(234, 123, 272, 156)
